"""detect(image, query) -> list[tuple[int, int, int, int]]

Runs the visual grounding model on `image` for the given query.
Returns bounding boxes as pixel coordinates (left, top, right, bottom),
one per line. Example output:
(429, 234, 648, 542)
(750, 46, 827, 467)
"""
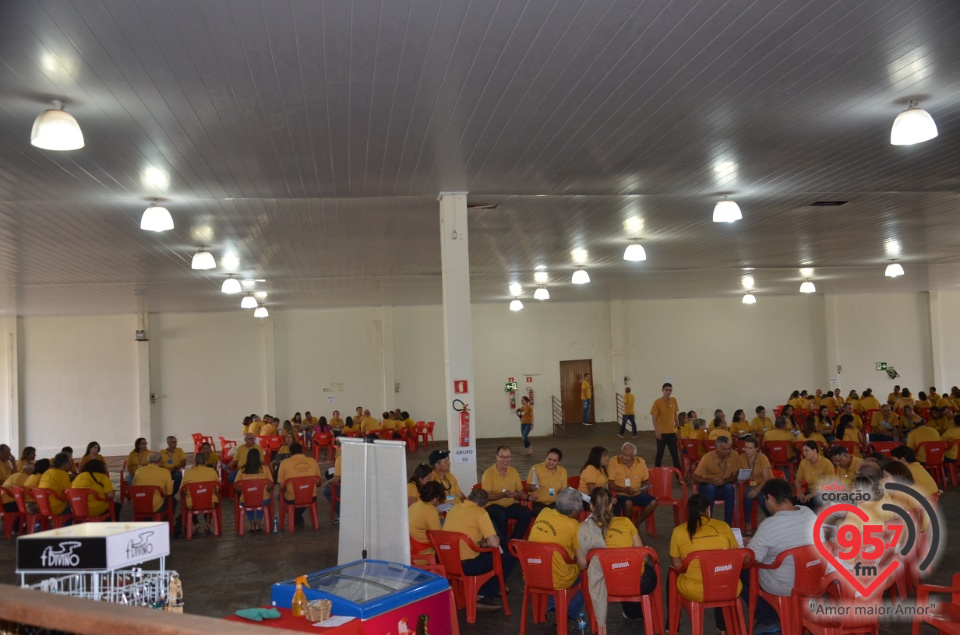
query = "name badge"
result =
(446, 495, 455, 501)
(548, 488, 555, 496)
(624, 478, 631, 488)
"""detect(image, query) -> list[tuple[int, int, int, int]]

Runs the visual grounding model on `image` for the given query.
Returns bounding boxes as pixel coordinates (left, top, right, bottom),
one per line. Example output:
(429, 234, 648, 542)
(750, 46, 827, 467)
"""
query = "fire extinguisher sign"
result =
(454, 380, 469, 394)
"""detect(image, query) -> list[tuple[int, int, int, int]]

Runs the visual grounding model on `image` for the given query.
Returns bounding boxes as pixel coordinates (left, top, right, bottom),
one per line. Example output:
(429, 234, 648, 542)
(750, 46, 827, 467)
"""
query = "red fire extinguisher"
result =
(454, 399, 470, 448)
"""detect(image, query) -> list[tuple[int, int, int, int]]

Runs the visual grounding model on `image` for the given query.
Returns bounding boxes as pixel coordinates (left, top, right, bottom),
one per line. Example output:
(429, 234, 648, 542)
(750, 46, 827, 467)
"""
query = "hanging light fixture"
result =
(572, 268, 590, 284)
(509, 298, 523, 311)
(534, 271, 549, 284)
(191, 247, 216, 270)
(713, 198, 742, 223)
(241, 293, 258, 309)
(509, 282, 523, 296)
(534, 286, 550, 300)
(623, 243, 647, 261)
(799, 280, 816, 294)
(30, 99, 84, 150)
(890, 100, 938, 145)
(221, 275, 242, 294)
(885, 261, 905, 278)
(254, 305, 269, 318)
(140, 203, 174, 232)
(742, 293, 757, 305)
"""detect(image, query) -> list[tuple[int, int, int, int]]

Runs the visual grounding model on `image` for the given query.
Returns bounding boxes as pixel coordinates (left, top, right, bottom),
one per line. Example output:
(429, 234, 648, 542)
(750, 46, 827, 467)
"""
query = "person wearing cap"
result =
(428, 449, 464, 506)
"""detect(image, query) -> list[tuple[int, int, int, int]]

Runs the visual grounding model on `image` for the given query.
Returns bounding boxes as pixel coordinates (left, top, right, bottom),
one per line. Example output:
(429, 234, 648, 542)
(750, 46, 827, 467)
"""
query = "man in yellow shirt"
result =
(750, 406, 774, 436)
(763, 416, 797, 460)
(838, 402, 863, 430)
(650, 382, 681, 468)
(481, 446, 533, 543)
(131, 452, 174, 513)
(228, 434, 261, 483)
(693, 437, 738, 525)
(888, 385, 902, 406)
(248, 416, 264, 436)
(160, 436, 187, 496)
(180, 452, 220, 535)
(38, 453, 73, 516)
(820, 391, 839, 414)
(859, 389, 882, 413)
(619, 386, 637, 437)
(277, 443, 321, 527)
(2, 461, 33, 515)
(941, 416, 960, 462)
(260, 417, 279, 437)
(528, 488, 584, 623)
(871, 404, 899, 441)
(429, 450, 464, 506)
(443, 488, 515, 611)
(826, 446, 862, 488)
(360, 410, 381, 436)
(906, 419, 941, 463)
(891, 446, 939, 498)
(608, 442, 657, 525)
(581, 373, 593, 425)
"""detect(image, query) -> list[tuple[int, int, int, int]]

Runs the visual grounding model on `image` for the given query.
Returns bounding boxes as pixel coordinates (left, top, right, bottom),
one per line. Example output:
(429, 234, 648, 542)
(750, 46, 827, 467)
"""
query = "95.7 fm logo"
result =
(812, 482, 942, 598)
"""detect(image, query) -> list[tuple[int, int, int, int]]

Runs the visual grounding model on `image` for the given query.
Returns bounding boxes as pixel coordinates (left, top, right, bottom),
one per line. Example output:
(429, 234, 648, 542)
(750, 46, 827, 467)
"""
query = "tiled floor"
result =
(0, 423, 955, 634)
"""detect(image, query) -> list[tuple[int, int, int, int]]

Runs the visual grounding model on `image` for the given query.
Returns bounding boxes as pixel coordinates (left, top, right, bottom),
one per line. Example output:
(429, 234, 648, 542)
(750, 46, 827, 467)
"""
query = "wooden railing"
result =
(552, 395, 564, 436)
(616, 392, 624, 423)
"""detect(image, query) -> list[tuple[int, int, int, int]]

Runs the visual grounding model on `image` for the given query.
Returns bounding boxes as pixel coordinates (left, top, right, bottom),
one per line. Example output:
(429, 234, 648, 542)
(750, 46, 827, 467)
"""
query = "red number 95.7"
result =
(836, 524, 903, 561)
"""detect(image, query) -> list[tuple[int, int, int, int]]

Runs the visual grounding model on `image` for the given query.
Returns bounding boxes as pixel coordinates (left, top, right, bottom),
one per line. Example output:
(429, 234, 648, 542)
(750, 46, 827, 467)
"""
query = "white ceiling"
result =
(0, 0, 959, 315)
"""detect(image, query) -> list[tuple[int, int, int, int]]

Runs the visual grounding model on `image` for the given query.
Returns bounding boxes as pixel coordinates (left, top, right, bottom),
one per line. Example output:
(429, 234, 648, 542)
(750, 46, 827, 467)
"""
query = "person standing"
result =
(581, 373, 593, 426)
(650, 383, 681, 468)
(619, 387, 637, 438)
(518, 396, 534, 456)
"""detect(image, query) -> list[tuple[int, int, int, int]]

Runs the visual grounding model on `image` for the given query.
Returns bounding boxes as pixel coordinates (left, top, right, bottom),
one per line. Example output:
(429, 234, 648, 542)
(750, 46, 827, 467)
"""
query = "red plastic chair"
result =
(64, 487, 116, 524)
(945, 440, 960, 488)
(1, 487, 23, 539)
(410, 535, 438, 566)
(866, 441, 901, 459)
(862, 409, 880, 431)
(119, 461, 132, 502)
(645, 467, 687, 537)
(738, 469, 785, 530)
(801, 571, 895, 635)
(417, 421, 436, 448)
(129, 485, 175, 534)
(219, 437, 238, 462)
(509, 540, 577, 635)
(829, 440, 859, 456)
(773, 406, 785, 418)
(10, 487, 40, 534)
(313, 432, 335, 462)
(180, 482, 221, 539)
(762, 441, 795, 481)
(328, 481, 341, 524)
(278, 475, 321, 532)
(704, 439, 718, 454)
(918, 441, 949, 488)
(668, 548, 752, 635)
(680, 438, 703, 480)
(30, 488, 74, 529)
(567, 476, 581, 490)
(257, 436, 284, 464)
(912, 573, 960, 635)
(747, 545, 827, 635)
(233, 478, 274, 536)
(428, 529, 510, 624)
(582, 547, 663, 635)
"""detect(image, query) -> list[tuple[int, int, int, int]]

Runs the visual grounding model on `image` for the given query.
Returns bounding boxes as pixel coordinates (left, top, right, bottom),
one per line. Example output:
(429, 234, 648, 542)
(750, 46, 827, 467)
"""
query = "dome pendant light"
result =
(742, 293, 756, 305)
(885, 262, 905, 278)
(140, 203, 174, 232)
(534, 286, 550, 300)
(241, 293, 258, 309)
(191, 247, 216, 270)
(572, 268, 590, 284)
(713, 198, 742, 223)
(799, 280, 816, 294)
(623, 243, 647, 261)
(509, 298, 523, 311)
(30, 99, 84, 150)
(253, 305, 269, 318)
(890, 100, 938, 145)
(221, 275, 242, 294)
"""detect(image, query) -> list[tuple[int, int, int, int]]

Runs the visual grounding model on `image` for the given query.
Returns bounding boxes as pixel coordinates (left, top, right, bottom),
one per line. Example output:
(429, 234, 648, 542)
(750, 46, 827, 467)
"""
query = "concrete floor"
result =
(1, 423, 955, 634)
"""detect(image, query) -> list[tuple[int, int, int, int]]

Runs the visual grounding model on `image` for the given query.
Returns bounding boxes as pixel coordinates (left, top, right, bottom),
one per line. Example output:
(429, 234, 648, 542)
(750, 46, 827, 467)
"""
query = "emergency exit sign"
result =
(505, 382, 518, 392)
(876, 362, 887, 371)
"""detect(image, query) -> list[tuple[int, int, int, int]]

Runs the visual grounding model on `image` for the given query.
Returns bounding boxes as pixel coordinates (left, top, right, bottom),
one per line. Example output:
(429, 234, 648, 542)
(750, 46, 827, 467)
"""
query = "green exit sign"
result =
(876, 362, 887, 371)
(505, 382, 518, 392)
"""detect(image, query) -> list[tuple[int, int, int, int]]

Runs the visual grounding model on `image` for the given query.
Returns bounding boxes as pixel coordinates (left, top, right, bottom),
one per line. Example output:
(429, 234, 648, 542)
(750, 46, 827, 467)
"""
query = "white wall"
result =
(20, 315, 138, 457)
(393, 306, 448, 439)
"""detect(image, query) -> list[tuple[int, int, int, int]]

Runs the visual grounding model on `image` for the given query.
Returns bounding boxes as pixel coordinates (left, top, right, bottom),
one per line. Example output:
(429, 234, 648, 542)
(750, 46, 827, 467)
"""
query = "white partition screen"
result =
(337, 438, 411, 565)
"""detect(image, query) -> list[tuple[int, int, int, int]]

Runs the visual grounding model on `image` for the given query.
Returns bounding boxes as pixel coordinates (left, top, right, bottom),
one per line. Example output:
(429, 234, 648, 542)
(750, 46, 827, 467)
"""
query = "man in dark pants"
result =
(650, 382, 681, 467)
(481, 446, 534, 544)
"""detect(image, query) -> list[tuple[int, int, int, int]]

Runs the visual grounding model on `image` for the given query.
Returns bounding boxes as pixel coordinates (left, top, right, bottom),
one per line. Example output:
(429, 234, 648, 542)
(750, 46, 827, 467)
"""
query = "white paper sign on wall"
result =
(453, 448, 476, 464)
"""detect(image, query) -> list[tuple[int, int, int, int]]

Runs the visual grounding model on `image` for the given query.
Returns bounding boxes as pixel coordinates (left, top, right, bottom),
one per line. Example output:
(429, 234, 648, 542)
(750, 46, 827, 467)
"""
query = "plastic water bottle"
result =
(272, 514, 278, 533)
(577, 611, 588, 634)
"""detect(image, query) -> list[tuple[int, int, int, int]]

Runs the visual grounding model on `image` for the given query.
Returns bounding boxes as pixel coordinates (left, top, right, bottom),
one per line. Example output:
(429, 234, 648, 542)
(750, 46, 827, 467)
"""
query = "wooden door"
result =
(560, 359, 593, 425)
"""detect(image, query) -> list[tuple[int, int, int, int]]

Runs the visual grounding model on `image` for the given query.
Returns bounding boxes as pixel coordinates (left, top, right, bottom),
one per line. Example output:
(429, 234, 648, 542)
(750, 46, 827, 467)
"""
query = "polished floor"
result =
(1, 424, 955, 634)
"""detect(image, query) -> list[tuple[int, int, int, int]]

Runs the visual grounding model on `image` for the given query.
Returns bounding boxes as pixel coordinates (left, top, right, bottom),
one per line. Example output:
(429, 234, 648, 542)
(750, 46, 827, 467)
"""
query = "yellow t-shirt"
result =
(408, 500, 441, 544)
(381, 419, 398, 431)
(834, 456, 862, 489)
(859, 396, 882, 411)
(529, 508, 581, 589)
(260, 423, 279, 436)
(650, 396, 681, 434)
(180, 466, 220, 508)
(360, 417, 381, 435)
(941, 427, 960, 460)
(907, 426, 941, 462)
(795, 458, 836, 493)
(581, 380, 592, 400)
(329, 417, 344, 430)
(607, 456, 649, 490)
(160, 448, 186, 471)
(248, 420, 264, 436)
(235, 466, 272, 505)
(127, 450, 150, 475)
(730, 421, 751, 437)
(907, 462, 939, 498)
(736, 452, 771, 487)
(708, 427, 733, 442)
(669, 517, 741, 602)
(694, 450, 738, 483)
(578, 465, 608, 494)
(430, 470, 463, 505)
(277, 454, 321, 498)
(821, 397, 839, 412)
(520, 404, 534, 425)
(750, 416, 774, 435)
(443, 500, 497, 560)
(38, 468, 72, 515)
(623, 392, 635, 415)
(763, 430, 797, 459)
(888, 392, 902, 406)
(71, 472, 114, 516)
(407, 481, 420, 502)
(604, 516, 639, 548)
(22, 474, 42, 503)
(1, 472, 29, 505)
(482, 466, 524, 507)
(404, 417, 417, 430)
(132, 464, 174, 511)
(796, 433, 827, 449)
(527, 464, 568, 505)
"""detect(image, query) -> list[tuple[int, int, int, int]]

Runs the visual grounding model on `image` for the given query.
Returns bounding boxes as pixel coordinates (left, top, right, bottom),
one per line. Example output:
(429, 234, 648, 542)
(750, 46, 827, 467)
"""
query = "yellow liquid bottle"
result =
(291, 576, 309, 617)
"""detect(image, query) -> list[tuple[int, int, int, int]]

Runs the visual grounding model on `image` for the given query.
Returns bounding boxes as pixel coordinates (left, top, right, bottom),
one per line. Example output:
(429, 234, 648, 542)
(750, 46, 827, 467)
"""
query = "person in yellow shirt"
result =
(380, 411, 398, 437)
(360, 410, 381, 436)
(402, 411, 416, 432)
(827, 446, 862, 489)
(846, 390, 861, 412)
(21, 459, 48, 512)
(127, 438, 150, 485)
(838, 402, 863, 430)
(797, 419, 828, 449)
(180, 452, 220, 535)
(619, 386, 637, 437)
(888, 385, 902, 406)
(38, 453, 73, 516)
(482, 446, 534, 542)
(736, 436, 773, 535)
(900, 405, 925, 433)
(276, 443, 321, 527)
(408, 481, 443, 550)
(859, 389, 881, 413)
(693, 437, 738, 525)
(235, 449, 272, 532)
(443, 488, 515, 611)
(132, 452, 174, 513)
(160, 436, 187, 496)
(2, 461, 34, 514)
(795, 441, 836, 508)
(260, 418, 279, 437)
(529, 488, 585, 622)
(729, 409, 751, 438)
(669, 493, 740, 633)
(894, 388, 916, 413)
(16, 447, 36, 473)
(834, 415, 863, 456)
(750, 406, 774, 437)
(248, 416, 264, 437)
(763, 416, 797, 460)
(708, 410, 733, 443)
(650, 383, 681, 468)
(928, 407, 950, 434)
(787, 390, 804, 413)
(906, 419, 941, 463)
(812, 406, 835, 440)
(581, 373, 593, 425)
(526, 448, 568, 513)
(228, 434, 260, 483)
(78, 441, 107, 474)
(871, 404, 899, 442)
(429, 450, 464, 506)
(915, 391, 933, 411)
(608, 442, 657, 525)
(72, 459, 117, 519)
(578, 446, 610, 495)
(891, 446, 939, 498)
(327, 410, 343, 434)
(517, 396, 534, 455)
(942, 415, 960, 462)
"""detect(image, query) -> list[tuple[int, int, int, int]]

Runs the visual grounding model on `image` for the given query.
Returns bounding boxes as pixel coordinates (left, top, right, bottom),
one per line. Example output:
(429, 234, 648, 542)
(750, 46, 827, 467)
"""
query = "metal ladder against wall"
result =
(552, 395, 565, 436)
(616, 393, 624, 424)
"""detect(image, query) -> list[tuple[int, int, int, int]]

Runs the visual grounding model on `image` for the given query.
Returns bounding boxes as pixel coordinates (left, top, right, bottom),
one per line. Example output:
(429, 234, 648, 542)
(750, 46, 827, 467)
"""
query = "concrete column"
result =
(823, 295, 840, 387)
(439, 192, 477, 487)
(262, 318, 277, 415)
(380, 305, 396, 412)
(136, 313, 152, 444)
(0, 317, 19, 450)
(928, 292, 944, 388)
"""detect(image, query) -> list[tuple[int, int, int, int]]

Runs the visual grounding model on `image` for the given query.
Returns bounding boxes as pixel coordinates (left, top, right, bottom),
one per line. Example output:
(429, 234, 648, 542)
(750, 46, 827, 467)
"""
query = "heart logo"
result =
(812, 503, 901, 598)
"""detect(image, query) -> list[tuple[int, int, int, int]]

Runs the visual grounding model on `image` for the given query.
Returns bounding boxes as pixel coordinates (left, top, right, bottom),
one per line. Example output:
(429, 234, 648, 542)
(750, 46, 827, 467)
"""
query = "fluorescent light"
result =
(572, 268, 590, 284)
(712, 199, 742, 223)
(241, 294, 258, 309)
(191, 248, 216, 270)
(623, 243, 647, 261)
(571, 248, 588, 264)
(254, 305, 269, 318)
(140, 204, 174, 232)
(742, 293, 756, 305)
(221, 276, 242, 294)
(885, 262, 905, 278)
(741, 275, 755, 290)
(799, 281, 816, 294)
(509, 299, 523, 311)
(509, 282, 523, 296)
(534, 286, 550, 300)
(534, 271, 549, 284)
(891, 101, 938, 145)
(30, 99, 84, 151)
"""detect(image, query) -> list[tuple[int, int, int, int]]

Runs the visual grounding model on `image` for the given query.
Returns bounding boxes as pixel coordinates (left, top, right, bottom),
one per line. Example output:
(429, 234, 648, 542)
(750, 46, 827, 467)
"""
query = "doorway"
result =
(560, 359, 593, 425)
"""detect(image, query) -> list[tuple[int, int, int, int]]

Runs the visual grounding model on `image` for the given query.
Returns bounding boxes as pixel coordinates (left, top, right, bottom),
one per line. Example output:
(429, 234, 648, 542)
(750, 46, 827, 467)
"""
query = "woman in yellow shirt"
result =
(235, 451, 272, 533)
(79, 442, 106, 474)
(526, 448, 568, 514)
(406, 463, 434, 506)
(578, 446, 609, 495)
(729, 410, 751, 438)
(16, 447, 36, 473)
(126, 438, 150, 485)
(72, 459, 117, 519)
(409, 481, 443, 561)
(835, 415, 863, 456)
(518, 396, 534, 455)
(813, 406, 836, 440)
(797, 419, 828, 449)
(736, 436, 772, 535)
(795, 441, 836, 509)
